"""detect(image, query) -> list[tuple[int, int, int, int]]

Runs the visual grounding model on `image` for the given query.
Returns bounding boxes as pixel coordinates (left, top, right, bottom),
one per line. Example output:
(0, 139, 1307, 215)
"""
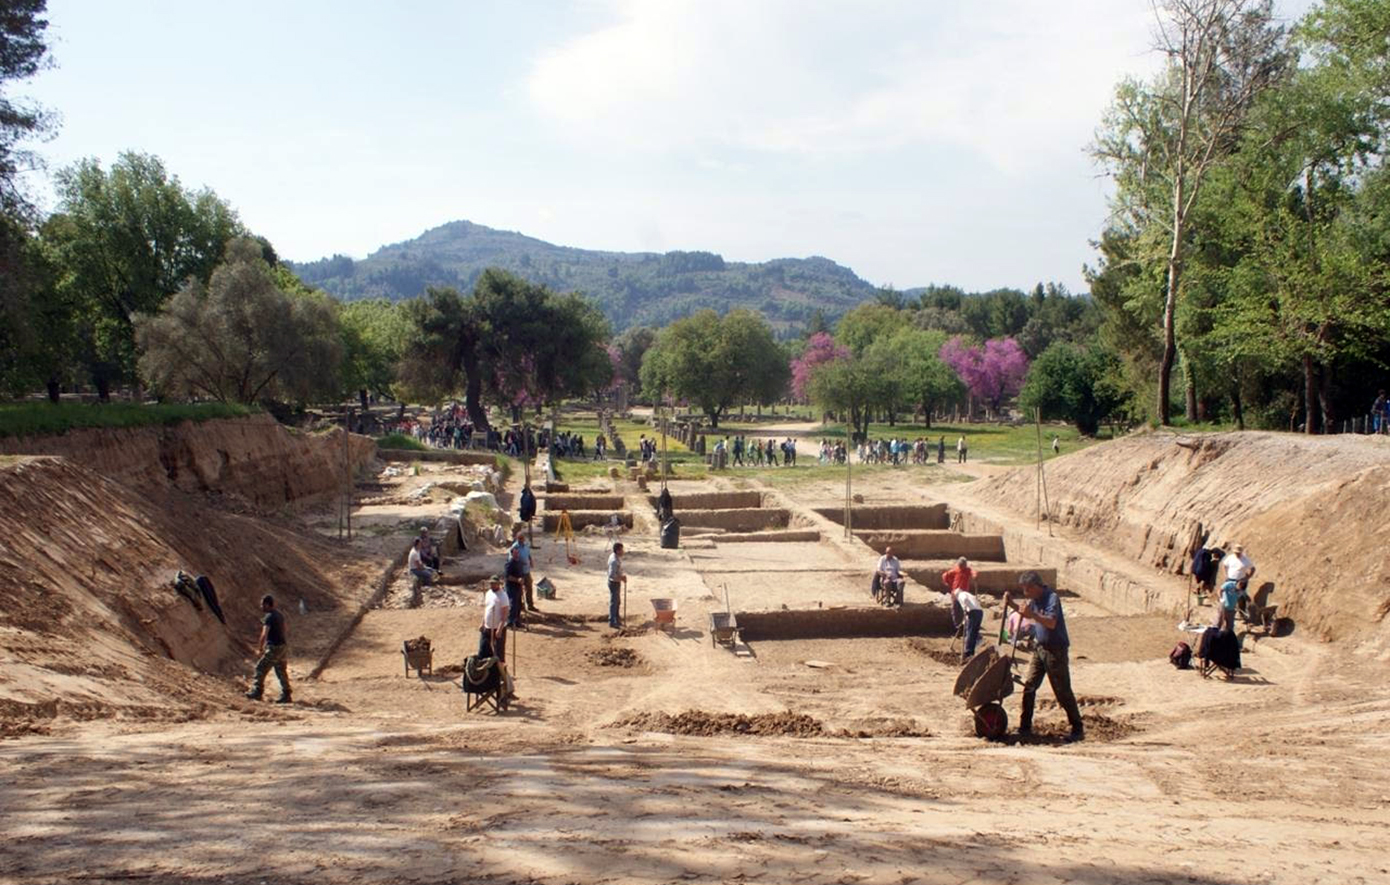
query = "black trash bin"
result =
(660, 517, 681, 549)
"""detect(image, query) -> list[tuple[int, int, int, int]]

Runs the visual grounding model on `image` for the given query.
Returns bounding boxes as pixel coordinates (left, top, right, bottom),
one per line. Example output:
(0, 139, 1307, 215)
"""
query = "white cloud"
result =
(526, 0, 1160, 173)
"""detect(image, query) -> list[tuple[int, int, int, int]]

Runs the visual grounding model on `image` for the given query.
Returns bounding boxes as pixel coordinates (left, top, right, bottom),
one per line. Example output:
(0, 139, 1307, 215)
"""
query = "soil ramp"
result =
(974, 431, 1390, 651)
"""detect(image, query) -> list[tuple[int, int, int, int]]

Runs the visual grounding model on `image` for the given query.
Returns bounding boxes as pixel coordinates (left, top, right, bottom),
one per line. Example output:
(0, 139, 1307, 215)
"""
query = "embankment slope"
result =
(0, 416, 382, 734)
(974, 431, 1390, 653)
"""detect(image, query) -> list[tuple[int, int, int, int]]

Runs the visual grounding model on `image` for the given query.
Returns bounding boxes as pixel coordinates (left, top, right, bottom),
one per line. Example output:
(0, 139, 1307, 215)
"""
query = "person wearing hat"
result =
(1004, 571, 1084, 742)
(1216, 544, 1255, 630)
(479, 576, 509, 662)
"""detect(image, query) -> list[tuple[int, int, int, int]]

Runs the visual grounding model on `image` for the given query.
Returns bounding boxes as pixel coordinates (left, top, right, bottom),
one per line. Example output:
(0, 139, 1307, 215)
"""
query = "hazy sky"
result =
(23, 0, 1316, 293)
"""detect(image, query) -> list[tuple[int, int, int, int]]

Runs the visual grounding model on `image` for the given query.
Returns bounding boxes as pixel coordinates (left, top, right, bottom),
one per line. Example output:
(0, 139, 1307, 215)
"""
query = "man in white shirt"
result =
(607, 542, 627, 628)
(875, 546, 904, 606)
(408, 538, 436, 585)
(479, 575, 509, 662)
(956, 587, 984, 660)
(1216, 544, 1255, 630)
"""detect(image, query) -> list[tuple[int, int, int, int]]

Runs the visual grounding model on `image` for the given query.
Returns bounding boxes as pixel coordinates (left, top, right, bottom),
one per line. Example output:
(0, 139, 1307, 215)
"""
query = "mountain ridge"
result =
(288, 219, 882, 333)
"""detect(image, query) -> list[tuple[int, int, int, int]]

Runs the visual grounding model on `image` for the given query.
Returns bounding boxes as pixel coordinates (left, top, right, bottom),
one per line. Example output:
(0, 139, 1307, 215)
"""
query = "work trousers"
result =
(505, 583, 523, 627)
(251, 643, 290, 697)
(522, 573, 534, 609)
(963, 609, 984, 658)
(609, 580, 622, 628)
(478, 627, 506, 662)
(1019, 646, 1084, 734)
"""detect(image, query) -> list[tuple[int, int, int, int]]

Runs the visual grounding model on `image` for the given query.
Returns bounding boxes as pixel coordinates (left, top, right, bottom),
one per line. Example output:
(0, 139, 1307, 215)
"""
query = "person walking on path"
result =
(937, 435, 945, 464)
(1052, 436, 1060, 455)
(510, 529, 536, 612)
(246, 594, 291, 703)
(1003, 571, 1084, 742)
(957, 435, 968, 463)
(607, 542, 628, 628)
(504, 546, 526, 629)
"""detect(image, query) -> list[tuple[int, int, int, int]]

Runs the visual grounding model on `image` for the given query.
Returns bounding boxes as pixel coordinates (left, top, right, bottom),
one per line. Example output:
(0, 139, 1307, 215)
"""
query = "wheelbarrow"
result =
(953, 645, 1016, 739)
(650, 598, 677, 634)
(402, 636, 433, 678)
(710, 610, 740, 648)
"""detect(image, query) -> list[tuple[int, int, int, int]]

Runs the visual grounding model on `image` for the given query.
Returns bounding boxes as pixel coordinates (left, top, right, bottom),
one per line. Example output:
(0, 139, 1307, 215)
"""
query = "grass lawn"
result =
(549, 455, 707, 484)
(376, 432, 427, 451)
(0, 401, 257, 439)
(729, 460, 972, 490)
(724, 420, 1116, 466)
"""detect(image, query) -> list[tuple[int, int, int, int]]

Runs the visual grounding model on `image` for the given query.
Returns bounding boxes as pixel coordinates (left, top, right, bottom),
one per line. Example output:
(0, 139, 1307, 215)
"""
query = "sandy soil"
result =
(3, 434, 1390, 884)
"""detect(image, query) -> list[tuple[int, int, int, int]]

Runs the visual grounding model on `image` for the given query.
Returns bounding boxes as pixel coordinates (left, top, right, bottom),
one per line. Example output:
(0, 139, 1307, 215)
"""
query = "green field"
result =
(0, 401, 258, 439)
(721, 420, 1113, 466)
(376, 431, 427, 451)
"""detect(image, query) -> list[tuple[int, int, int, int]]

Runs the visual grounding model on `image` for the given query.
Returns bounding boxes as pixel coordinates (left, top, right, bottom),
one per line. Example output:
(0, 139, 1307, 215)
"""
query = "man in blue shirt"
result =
(1003, 571, 1084, 742)
(510, 529, 536, 612)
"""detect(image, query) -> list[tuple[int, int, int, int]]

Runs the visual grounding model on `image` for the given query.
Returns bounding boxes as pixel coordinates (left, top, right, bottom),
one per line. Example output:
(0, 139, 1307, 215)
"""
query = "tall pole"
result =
(661, 405, 669, 491)
(844, 414, 853, 539)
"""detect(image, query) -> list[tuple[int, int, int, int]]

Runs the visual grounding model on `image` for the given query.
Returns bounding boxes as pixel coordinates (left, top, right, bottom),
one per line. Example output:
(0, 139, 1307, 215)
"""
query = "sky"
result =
(21, 0, 1317, 294)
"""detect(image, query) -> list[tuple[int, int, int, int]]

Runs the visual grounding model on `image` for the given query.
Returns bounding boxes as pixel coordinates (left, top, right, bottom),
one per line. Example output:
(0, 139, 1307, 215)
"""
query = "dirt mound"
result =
(975, 431, 1390, 652)
(0, 456, 378, 726)
(616, 710, 826, 737)
(0, 414, 376, 508)
(837, 717, 931, 738)
(587, 647, 642, 668)
(904, 637, 965, 666)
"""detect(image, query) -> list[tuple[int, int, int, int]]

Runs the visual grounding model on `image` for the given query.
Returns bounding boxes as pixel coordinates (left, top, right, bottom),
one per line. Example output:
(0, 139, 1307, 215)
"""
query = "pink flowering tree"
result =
(791, 332, 850, 401)
(939, 336, 1030, 417)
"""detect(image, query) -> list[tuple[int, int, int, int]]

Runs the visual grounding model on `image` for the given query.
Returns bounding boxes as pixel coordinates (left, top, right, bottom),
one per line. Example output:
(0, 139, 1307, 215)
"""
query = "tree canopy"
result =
(135, 238, 342, 405)
(640, 309, 788, 428)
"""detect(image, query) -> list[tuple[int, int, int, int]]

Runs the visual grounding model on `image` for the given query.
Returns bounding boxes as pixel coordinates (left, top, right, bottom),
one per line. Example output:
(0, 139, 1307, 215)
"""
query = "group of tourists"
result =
(816, 439, 850, 464)
(711, 435, 798, 467)
(843, 435, 971, 465)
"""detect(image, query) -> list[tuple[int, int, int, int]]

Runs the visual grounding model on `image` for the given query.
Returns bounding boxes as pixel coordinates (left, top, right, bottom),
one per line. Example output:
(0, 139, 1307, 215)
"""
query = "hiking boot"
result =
(275, 694, 292, 705)
(1064, 730, 1085, 744)
(244, 691, 262, 701)
(1016, 726, 1032, 737)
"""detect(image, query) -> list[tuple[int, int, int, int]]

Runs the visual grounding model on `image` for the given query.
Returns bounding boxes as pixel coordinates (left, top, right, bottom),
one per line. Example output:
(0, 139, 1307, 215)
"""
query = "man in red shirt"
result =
(940, 556, 977, 632)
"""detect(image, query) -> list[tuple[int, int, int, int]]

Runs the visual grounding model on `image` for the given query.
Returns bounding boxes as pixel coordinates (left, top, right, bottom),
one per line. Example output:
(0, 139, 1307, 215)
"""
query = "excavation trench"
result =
(815, 504, 949, 530)
(735, 605, 955, 641)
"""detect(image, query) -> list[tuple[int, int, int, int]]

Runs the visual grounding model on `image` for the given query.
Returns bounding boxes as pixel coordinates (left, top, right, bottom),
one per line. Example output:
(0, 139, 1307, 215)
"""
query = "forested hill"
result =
(288, 220, 878, 333)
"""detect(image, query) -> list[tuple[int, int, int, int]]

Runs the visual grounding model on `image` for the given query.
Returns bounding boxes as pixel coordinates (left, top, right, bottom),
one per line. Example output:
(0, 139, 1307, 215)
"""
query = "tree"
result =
(1092, 0, 1289, 424)
(889, 328, 964, 427)
(640, 309, 787, 428)
(396, 286, 484, 423)
(790, 331, 849, 401)
(397, 269, 612, 426)
(940, 336, 1030, 417)
(0, 0, 52, 218)
(1020, 342, 1130, 435)
(45, 152, 242, 396)
(134, 238, 342, 405)
(834, 302, 901, 356)
(612, 325, 657, 398)
(340, 298, 411, 409)
(806, 355, 882, 443)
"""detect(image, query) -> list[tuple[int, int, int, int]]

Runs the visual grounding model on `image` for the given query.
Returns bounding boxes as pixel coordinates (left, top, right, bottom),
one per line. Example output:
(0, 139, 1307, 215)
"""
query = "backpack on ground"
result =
(1169, 641, 1193, 670)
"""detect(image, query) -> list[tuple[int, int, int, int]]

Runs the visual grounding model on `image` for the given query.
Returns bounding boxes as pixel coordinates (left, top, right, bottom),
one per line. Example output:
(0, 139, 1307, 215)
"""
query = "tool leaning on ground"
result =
(953, 613, 1023, 740)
